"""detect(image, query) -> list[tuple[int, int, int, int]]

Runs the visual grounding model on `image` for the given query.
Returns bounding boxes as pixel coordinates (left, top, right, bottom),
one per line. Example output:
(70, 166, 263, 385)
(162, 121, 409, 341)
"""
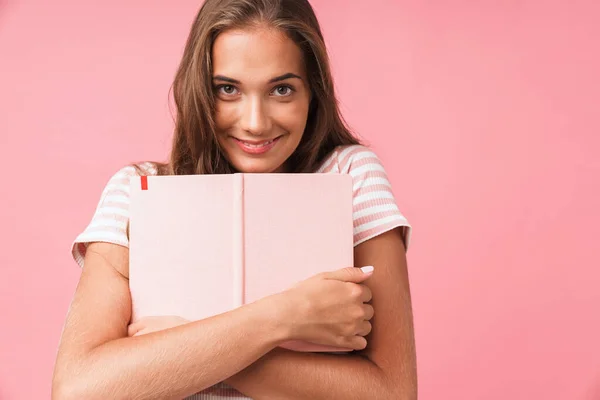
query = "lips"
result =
(232, 135, 282, 154)
(236, 138, 277, 148)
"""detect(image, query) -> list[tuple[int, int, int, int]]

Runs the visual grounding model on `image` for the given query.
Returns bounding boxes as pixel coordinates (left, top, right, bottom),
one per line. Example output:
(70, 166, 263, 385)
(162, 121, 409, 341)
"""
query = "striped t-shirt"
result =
(71, 144, 412, 400)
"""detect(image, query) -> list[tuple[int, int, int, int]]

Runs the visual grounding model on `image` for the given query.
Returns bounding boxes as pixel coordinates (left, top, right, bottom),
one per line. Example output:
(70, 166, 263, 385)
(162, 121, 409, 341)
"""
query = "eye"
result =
(215, 85, 239, 96)
(272, 85, 294, 97)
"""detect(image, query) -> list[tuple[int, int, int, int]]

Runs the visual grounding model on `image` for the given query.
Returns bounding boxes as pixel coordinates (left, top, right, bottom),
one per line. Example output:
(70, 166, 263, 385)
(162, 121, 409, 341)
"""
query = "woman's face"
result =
(212, 27, 311, 173)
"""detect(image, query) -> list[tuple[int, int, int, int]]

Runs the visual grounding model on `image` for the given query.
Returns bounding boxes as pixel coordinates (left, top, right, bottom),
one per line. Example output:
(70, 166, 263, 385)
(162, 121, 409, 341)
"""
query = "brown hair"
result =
(140, 0, 361, 176)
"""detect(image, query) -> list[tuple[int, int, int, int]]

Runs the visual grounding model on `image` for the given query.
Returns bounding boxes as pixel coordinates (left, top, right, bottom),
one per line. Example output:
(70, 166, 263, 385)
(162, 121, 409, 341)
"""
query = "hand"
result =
(127, 315, 190, 337)
(279, 266, 375, 351)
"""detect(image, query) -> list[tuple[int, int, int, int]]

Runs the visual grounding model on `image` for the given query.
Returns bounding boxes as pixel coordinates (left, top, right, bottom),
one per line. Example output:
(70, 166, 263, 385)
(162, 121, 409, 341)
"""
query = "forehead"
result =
(211, 27, 305, 80)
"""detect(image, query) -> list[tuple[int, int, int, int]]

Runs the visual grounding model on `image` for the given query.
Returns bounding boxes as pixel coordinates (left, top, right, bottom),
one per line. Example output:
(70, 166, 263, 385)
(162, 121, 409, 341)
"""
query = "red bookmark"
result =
(141, 176, 148, 190)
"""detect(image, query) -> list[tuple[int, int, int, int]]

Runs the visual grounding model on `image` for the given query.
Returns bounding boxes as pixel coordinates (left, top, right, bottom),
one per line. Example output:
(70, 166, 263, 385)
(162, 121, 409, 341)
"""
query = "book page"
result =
(129, 175, 238, 322)
(242, 173, 354, 305)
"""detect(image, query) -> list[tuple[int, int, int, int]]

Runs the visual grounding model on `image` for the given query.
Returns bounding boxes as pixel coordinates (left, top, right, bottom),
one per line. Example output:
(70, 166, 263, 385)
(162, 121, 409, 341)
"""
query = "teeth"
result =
(242, 139, 274, 148)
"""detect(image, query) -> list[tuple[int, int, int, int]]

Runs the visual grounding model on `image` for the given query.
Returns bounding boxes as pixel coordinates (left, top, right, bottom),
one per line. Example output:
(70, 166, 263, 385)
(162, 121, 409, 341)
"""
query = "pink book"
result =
(128, 173, 354, 352)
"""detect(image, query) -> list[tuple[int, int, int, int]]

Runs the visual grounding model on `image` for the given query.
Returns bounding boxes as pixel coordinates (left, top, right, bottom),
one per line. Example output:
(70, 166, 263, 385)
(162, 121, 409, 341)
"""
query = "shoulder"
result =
(71, 162, 160, 267)
(99, 162, 159, 194)
(321, 144, 388, 174)
(318, 144, 385, 174)
(323, 145, 412, 249)
(106, 162, 159, 182)
(96, 161, 160, 214)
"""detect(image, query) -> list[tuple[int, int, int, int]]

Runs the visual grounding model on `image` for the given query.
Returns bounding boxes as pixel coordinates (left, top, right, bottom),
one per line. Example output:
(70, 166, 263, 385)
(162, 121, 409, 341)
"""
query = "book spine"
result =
(233, 173, 245, 308)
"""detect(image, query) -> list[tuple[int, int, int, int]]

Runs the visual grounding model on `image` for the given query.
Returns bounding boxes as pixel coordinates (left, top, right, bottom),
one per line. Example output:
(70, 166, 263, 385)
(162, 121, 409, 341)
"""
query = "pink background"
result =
(1, 1, 599, 399)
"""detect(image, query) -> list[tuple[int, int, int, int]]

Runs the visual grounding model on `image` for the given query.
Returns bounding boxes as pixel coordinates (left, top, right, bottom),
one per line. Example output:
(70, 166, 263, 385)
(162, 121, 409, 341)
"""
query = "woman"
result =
(52, 0, 417, 399)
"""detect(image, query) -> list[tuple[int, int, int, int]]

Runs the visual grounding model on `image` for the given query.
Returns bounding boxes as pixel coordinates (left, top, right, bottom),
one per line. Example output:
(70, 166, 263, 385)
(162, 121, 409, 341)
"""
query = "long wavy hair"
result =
(140, 0, 361, 176)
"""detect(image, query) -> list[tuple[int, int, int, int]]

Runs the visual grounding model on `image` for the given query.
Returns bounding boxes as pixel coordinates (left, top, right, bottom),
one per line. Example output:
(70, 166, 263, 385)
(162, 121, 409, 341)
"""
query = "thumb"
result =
(325, 266, 374, 283)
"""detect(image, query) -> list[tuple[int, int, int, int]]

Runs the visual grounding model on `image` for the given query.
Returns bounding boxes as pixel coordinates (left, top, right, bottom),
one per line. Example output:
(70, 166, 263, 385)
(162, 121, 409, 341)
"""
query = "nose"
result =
(239, 96, 271, 136)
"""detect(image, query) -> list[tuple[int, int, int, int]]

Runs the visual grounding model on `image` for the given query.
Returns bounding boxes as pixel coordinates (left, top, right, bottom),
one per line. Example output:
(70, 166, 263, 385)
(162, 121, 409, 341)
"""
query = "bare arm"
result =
(52, 242, 290, 400)
(225, 228, 418, 400)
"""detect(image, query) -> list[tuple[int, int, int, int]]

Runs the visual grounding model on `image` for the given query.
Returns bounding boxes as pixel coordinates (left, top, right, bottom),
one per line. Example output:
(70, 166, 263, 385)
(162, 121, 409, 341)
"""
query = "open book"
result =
(128, 173, 355, 352)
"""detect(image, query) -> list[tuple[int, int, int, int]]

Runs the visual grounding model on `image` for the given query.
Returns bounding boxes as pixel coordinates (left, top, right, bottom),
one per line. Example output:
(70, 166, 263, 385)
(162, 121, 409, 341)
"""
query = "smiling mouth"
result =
(233, 136, 281, 148)
(230, 135, 283, 155)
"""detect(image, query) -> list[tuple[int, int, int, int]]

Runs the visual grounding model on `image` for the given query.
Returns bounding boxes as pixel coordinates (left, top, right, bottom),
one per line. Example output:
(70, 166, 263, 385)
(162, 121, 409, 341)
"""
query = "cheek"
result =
(215, 102, 238, 132)
(272, 101, 310, 134)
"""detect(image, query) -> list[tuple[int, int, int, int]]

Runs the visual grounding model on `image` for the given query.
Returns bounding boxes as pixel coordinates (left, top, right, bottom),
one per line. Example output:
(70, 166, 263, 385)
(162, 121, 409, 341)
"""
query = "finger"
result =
(324, 266, 374, 283)
(355, 321, 372, 336)
(347, 335, 368, 351)
(359, 285, 372, 303)
(127, 323, 141, 337)
(362, 304, 375, 320)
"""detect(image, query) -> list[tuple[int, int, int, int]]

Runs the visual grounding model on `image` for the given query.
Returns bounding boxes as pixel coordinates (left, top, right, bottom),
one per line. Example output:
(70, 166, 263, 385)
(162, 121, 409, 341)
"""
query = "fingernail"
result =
(360, 266, 374, 273)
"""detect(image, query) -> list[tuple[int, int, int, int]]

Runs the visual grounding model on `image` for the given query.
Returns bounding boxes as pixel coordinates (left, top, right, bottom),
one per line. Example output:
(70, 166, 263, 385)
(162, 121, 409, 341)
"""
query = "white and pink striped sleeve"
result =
(341, 145, 412, 249)
(71, 166, 139, 267)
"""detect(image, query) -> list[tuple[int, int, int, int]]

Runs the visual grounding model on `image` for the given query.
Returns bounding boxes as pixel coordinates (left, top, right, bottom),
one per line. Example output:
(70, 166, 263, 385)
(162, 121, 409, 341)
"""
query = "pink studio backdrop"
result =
(1, 1, 599, 399)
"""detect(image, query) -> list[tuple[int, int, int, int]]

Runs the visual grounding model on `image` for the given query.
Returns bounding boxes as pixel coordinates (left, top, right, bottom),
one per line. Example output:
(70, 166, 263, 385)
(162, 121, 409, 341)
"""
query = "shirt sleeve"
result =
(340, 145, 412, 249)
(71, 166, 139, 268)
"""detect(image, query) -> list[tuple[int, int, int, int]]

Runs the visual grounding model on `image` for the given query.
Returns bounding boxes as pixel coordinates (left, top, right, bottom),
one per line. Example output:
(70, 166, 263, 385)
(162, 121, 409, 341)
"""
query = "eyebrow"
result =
(212, 72, 303, 84)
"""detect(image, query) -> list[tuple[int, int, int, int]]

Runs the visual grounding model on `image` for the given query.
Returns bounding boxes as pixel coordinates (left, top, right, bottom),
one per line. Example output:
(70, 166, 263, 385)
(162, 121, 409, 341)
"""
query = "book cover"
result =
(128, 173, 355, 352)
